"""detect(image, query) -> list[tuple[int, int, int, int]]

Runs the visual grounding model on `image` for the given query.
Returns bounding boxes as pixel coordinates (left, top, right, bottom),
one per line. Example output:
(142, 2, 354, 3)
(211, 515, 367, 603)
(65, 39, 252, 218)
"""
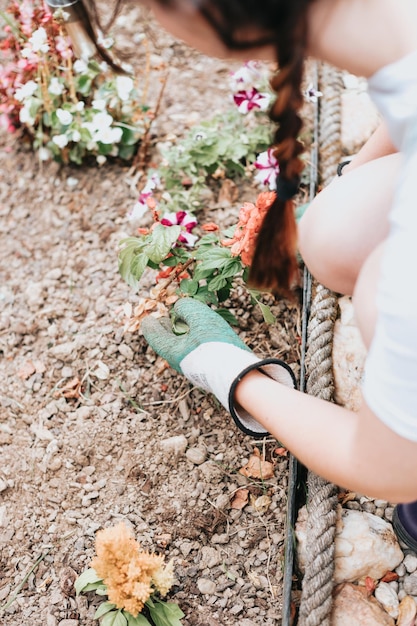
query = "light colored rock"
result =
(296, 506, 403, 583)
(197, 578, 216, 595)
(159, 435, 187, 457)
(403, 554, 417, 574)
(199, 546, 221, 569)
(403, 573, 417, 596)
(397, 596, 417, 626)
(185, 447, 207, 465)
(332, 296, 367, 411)
(331, 583, 395, 626)
(374, 582, 399, 619)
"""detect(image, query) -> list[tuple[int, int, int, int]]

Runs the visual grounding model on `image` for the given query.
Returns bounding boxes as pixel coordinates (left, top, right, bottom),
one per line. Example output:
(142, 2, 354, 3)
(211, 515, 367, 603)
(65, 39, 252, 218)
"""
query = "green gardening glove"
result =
(141, 298, 296, 438)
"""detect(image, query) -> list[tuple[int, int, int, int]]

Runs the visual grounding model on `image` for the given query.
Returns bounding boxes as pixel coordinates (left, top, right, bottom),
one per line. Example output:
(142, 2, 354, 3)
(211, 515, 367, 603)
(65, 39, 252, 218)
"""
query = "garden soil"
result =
(0, 4, 304, 625)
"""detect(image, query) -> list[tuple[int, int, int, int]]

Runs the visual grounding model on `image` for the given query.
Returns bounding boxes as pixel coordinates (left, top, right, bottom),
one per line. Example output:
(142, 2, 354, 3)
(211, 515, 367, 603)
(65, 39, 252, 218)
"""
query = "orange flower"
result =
(91, 522, 170, 615)
(222, 191, 276, 266)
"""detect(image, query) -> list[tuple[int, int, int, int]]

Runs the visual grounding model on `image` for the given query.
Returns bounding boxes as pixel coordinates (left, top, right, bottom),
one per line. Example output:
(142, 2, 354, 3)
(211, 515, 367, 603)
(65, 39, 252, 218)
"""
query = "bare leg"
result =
(298, 153, 401, 295)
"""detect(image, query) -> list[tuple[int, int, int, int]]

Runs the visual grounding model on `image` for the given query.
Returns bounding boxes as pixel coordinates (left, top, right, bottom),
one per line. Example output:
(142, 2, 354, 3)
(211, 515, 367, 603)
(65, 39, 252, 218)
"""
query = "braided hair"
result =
(75, 0, 314, 295)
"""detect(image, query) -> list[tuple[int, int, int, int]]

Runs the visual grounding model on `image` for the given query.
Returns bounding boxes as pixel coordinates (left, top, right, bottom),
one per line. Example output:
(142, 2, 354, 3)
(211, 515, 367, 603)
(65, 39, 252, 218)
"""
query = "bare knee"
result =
(298, 196, 357, 294)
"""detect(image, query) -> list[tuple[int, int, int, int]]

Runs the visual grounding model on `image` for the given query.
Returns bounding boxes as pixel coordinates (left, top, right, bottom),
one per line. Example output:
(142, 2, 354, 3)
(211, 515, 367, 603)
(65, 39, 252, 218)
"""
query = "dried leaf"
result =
(57, 376, 82, 399)
(252, 494, 271, 513)
(339, 491, 357, 505)
(364, 576, 376, 594)
(274, 447, 288, 457)
(17, 360, 36, 380)
(230, 488, 249, 510)
(381, 571, 399, 583)
(239, 448, 275, 480)
(92, 361, 110, 380)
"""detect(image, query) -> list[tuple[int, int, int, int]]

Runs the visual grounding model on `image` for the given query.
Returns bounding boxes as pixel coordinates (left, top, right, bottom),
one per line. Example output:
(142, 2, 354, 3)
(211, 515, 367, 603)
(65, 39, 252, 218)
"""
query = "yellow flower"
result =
(91, 522, 166, 615)
(152, 559, 175, 597)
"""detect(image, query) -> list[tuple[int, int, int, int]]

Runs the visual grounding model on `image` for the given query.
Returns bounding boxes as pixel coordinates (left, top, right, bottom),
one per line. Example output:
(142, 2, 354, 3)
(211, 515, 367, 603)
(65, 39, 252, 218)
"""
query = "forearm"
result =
(235, 370, 417, 503)
(343, 120, 397, 174)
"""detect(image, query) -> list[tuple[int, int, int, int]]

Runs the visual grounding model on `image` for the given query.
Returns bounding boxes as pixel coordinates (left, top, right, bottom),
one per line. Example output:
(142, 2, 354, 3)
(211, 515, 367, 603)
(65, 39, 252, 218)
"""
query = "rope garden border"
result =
(282, 62, 344, 626)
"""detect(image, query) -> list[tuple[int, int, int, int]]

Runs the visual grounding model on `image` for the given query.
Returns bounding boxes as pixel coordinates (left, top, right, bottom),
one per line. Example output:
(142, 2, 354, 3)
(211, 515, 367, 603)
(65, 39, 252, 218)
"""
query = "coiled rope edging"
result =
(297, 63, 344, 626)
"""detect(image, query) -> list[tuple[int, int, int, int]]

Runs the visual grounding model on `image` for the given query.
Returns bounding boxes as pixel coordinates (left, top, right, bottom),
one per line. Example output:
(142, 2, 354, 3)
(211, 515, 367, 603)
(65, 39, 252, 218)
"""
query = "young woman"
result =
(57, 0, 417, 549)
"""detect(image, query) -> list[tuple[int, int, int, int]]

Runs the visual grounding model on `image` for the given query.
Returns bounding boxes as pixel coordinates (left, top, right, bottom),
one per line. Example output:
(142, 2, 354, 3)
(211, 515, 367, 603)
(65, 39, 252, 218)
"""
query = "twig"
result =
(131, 70, 170, 175)
(0, 548, 52, 614)
(139, 386, 192, 407)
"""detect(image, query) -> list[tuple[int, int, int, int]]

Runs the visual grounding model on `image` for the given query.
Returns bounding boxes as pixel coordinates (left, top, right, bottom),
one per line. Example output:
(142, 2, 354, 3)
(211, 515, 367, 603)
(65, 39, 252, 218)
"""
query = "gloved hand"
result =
(141, 298, 296, 438)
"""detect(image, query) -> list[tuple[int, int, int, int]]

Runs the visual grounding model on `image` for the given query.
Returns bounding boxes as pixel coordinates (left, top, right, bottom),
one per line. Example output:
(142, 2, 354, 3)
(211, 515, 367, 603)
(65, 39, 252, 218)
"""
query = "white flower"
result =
(56, 108, 73, 126)
(91, 111, 113, 129)
(75, 101, 85, 112)
(14, 80, 38, 102)
(95, 125, 123, 144)
(92, 98, 107, 111)
(129, 200, 148, 221)
(19, 104, 35, 125)
(73, 59, 88, 74)
(72, 130, 81, 142)
(48, 77, 64, 96)
(29, 27, 49, 53)
(96, 155, 107, 165)
(116, 76, 134, 101)
(38, 147, 51, 161)
(52, 134, 69, 148)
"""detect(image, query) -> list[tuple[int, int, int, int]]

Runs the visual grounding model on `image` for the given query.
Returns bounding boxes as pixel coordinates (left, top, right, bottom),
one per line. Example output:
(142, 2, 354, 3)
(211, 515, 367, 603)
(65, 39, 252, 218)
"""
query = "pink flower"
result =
(254, 149, 279, 190)
(304, 83, 323, 103)
(233, 87, 271, 114)
(160, 210, 198, 247)
(129, 173, 160, 221)
(230, 61, 264, 92)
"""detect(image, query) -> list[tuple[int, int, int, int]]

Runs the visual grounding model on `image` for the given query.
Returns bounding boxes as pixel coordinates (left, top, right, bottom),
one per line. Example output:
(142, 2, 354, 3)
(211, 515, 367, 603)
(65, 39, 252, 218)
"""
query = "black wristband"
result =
(337, 160, 351, 177)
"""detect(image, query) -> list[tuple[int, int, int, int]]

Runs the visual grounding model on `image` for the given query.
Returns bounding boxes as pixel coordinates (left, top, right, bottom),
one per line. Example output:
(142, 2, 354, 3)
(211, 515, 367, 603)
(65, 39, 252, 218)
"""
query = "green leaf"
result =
(94, 602, 117, 619)
(172, 318, 189, 335)
(74, 568, 103, 595)
(257, 302, 276, 324)
(207, 274, 227, 292)
(147, 600, 184, 626)
(126, 613, 153, 626)
(179, 279, 199, 296)
(215, 309, 239, 326)
(102, 609, 128, 626)
(146, 224, 181, 264)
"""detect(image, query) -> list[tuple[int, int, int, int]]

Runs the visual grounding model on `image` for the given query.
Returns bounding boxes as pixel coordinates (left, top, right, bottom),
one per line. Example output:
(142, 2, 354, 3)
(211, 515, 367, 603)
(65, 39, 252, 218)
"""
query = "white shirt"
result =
(363, 50, 417, 441)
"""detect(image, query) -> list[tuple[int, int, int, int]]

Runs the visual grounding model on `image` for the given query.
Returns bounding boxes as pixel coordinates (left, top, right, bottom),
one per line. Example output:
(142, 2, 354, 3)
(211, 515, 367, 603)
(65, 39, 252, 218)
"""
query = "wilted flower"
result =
(91, 522, 174, 614)
(254, 148, 279, 190)
(222, 191, 276, 266)
(160, 210, 198, 247)
(230, 60, 264, 92)
(129, 173, 160, 221)
(233, 87, 271, 114)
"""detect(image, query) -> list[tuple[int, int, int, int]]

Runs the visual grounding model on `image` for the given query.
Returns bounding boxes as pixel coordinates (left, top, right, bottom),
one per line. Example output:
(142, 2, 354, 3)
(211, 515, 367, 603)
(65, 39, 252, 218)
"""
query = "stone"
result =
(397, 596, 417, 626)
(331, 583, 395, 626)
(403, 554, 417, 574)
(199, 546, 221, 569)
(332, 296, 367, 411)
(197, 578, 217, 595)
(374, 582, 399, 619)
(296, 506, 403, 583)
(403, 573, 417, 596)
(185, 447, 207, 465)
(159, 435, 187, 457)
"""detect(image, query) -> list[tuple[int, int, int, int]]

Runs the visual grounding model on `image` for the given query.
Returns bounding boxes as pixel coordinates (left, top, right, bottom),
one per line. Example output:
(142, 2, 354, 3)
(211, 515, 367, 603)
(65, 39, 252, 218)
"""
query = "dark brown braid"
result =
(69, 0, 314, 295)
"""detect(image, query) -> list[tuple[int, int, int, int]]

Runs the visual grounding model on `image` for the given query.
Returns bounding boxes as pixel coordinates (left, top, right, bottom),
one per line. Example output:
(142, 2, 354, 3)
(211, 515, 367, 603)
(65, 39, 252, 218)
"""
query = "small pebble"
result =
(197, 578, 217, 595)
(404, 554, 417, 574)
(185, 447, 207, 465)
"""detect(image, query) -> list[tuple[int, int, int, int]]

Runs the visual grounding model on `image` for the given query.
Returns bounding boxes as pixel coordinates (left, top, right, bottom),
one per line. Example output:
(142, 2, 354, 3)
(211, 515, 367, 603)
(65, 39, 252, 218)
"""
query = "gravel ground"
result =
(2, 3, 417, 626)
(0, 5, 302, 625)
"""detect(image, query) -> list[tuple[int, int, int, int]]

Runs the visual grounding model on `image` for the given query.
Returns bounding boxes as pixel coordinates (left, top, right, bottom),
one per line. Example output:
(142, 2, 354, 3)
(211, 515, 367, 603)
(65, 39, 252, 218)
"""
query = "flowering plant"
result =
(119, 192, 279, 331)
(0, 1, 149, 164)
(76, 522, 183, 626)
